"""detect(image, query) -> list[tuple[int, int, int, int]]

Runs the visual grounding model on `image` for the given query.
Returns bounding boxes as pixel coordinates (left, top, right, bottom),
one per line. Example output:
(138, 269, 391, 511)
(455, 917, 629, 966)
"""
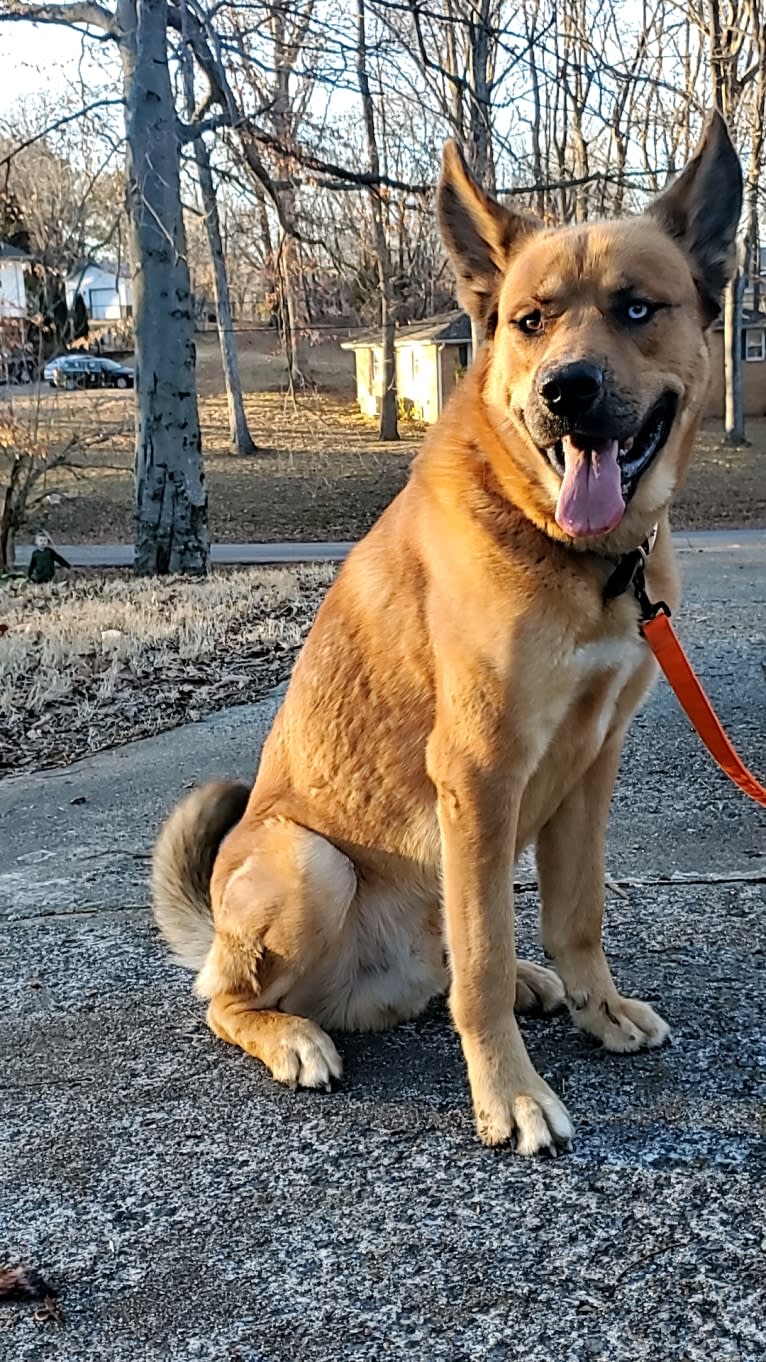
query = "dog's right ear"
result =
(647, 111, 743, 322)
(437, 141, 541, 331)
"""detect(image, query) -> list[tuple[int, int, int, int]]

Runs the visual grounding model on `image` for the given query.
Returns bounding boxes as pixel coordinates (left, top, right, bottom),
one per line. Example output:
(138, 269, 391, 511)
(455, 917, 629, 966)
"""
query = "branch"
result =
(0, 98, 124, 166)
(0, 0, 116, 35)
(176, 112, 231, 144)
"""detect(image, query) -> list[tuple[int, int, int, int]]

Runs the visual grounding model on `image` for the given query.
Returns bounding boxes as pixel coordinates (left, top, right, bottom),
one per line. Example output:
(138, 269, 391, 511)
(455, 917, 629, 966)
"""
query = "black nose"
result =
(538, 361, 604, 418)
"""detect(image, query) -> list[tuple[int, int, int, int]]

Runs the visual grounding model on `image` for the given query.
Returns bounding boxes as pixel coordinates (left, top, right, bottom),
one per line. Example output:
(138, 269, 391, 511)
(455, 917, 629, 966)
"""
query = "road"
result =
(11, 527, 766, 568)
(1, 535, 765, 1360)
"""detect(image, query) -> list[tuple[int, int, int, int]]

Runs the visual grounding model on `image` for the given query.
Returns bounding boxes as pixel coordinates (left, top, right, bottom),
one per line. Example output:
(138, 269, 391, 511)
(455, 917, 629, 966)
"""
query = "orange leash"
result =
(641, 609, 766, 808)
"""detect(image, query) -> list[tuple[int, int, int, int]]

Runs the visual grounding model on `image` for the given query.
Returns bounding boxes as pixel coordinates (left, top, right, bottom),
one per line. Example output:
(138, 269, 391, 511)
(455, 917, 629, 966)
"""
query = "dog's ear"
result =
(647, 110, 743, 322)
(437, 141, 541, 332)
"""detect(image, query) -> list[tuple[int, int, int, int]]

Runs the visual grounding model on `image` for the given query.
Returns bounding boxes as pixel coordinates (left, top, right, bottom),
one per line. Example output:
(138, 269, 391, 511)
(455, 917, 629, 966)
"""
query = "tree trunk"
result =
(723, 270, 747, 446)
(356, 0, 398, 442)
(181, 52, 257, 456)
(379, 272, 398, 441)
(466, 0, 496, 193)
(195, 142, 258, 454)
(0, 459, 21, 572)
(121, 0, 208, 574)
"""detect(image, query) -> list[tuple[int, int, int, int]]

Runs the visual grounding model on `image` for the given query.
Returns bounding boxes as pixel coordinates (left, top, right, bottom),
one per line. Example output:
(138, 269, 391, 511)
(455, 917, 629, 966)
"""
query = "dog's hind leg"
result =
(515, 960, 565, 1014)
(206, 995, 344, 1090)
(197, 818, 357, 1089)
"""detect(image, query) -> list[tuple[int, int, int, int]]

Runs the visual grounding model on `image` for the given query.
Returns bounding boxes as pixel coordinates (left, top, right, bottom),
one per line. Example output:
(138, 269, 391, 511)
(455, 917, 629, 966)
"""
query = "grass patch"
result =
(1, 565, 334, 775)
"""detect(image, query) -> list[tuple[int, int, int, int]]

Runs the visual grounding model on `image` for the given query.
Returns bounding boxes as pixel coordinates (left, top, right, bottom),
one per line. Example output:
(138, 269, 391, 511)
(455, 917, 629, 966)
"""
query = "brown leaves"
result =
(0, 1264, 63, 1327)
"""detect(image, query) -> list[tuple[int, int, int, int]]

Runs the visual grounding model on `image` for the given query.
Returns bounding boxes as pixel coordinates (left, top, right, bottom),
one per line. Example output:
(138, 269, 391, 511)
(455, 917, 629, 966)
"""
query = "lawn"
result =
(0, 565, 334, 773)
(4, 330, 765, 546)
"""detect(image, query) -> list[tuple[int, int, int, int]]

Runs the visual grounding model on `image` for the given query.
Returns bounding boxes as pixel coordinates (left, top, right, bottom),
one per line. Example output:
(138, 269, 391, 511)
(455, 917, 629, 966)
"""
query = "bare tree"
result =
(124, 0, 207, 571)
(697, 0, 763, 444)
(1, 0, 209, 573)
(179, 35, 257, 456)
(356, 0, 398, 440)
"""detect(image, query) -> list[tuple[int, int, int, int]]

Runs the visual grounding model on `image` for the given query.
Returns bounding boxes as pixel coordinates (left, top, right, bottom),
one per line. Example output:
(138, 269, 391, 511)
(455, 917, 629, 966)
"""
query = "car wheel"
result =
(65, 377, 76, 390)
(116, 376, 128, 389)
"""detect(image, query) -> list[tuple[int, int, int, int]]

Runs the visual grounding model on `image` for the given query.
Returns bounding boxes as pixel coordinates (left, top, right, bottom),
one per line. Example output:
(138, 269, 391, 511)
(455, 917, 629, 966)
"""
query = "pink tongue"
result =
(555, 435, 625, 538)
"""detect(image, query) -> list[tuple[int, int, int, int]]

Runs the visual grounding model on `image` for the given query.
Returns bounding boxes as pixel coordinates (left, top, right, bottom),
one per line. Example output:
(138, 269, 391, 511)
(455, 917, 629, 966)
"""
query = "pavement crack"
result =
(4, 904, 149, 923)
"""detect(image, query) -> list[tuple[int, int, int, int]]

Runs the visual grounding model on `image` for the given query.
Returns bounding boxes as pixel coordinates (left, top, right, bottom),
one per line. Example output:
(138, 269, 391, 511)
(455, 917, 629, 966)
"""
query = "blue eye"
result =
(627, 301, 651, 322)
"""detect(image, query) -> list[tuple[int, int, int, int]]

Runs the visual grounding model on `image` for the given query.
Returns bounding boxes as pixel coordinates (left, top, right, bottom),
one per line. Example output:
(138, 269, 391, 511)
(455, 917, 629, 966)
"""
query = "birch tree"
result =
(1, 0, 209, 574)
(356, 0, 398, 440)
(179, 33, 257, 456)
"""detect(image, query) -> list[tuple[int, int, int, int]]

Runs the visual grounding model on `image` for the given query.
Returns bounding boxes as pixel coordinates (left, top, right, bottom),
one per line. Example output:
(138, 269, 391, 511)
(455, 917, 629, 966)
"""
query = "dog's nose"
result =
(538, 361, 604, 418)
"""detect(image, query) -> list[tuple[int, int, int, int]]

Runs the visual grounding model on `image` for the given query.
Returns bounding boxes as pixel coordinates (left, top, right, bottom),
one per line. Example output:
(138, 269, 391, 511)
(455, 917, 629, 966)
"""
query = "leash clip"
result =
(636, 584, 671, 627)
(632, 560, 671, 627)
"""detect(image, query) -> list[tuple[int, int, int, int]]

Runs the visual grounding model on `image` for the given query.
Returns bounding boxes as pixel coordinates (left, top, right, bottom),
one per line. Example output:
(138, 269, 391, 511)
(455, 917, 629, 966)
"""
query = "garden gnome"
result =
(27, 532, 71, 584)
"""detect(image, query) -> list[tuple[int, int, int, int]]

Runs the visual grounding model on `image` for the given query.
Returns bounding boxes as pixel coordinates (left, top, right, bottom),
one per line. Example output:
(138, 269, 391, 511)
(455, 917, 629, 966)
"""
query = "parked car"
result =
(43, 355, 135, 390)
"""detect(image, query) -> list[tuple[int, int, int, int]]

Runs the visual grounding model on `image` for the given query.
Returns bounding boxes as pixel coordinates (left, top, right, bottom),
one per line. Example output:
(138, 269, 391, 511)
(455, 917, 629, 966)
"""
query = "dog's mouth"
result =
(542, 393, 678, 539)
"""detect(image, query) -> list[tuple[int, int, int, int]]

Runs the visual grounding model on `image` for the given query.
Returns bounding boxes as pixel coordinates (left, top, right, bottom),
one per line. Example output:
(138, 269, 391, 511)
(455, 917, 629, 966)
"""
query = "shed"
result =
(341, 311, 472, 424)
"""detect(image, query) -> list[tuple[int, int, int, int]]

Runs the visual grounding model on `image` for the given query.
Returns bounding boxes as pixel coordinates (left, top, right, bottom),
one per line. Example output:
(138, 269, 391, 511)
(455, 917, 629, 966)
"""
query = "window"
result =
(745, 328, 765, 362)
(371, 347, 383, 385)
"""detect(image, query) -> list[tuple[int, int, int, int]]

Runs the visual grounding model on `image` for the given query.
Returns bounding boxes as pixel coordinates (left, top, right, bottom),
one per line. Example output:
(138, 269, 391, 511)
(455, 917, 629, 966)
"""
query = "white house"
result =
(66, 260, 132, 321)
(0, 242, 29, 320)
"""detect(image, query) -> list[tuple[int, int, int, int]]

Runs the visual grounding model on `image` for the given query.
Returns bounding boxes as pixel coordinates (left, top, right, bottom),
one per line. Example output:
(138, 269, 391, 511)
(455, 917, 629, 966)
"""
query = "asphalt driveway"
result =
(1, 536, 764, 1361)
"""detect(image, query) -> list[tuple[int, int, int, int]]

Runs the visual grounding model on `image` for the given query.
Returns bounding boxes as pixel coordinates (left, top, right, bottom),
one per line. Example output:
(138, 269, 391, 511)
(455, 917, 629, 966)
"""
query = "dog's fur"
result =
(153, 114, 742, 1154)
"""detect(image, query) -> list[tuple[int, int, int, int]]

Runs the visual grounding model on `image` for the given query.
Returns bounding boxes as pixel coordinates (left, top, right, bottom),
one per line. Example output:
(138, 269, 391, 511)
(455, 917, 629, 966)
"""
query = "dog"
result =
(153, 113, 742, 1155)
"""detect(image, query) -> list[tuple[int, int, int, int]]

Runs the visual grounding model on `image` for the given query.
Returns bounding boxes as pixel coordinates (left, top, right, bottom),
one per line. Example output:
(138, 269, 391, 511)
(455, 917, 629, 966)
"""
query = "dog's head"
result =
(438, 113, 743, 547)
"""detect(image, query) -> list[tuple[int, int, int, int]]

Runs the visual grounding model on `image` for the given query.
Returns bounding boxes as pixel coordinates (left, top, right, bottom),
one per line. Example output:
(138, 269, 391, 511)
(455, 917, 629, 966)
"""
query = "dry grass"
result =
(5, 339, 419, 545)
(4, 331, 765, 549)
(0, 565, 334, 774)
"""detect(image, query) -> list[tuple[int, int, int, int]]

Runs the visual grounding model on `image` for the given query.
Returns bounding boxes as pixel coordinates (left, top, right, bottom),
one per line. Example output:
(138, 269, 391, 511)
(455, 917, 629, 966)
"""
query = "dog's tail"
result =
(151, 780, 250, 969)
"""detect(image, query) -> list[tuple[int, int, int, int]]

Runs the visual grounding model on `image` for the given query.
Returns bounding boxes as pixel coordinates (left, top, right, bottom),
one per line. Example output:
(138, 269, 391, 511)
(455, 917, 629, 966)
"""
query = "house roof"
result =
(341, 310, 471, 350)
(67, 258, 131, 282)
(0, 241, 30, 261)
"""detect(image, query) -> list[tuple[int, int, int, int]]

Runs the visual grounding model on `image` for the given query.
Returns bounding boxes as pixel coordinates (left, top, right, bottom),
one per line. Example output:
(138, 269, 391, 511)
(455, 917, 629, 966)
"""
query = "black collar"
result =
(602, 526, 670, 622)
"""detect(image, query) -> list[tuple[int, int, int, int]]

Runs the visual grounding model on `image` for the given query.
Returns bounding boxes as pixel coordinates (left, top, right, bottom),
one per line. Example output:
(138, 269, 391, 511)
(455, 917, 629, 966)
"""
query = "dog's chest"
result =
(529, 626, 647, 760)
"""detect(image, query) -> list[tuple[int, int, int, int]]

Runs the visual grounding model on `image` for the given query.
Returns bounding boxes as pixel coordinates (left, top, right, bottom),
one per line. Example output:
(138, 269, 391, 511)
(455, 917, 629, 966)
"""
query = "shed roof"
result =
(0, 241, 31, 262)
(67, 258, 131, 282)
(341, 310, 470, 350)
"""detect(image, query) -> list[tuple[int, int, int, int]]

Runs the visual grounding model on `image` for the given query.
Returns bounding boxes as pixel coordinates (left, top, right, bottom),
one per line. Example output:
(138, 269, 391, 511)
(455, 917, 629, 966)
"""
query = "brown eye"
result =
(518, 310, 544, 335)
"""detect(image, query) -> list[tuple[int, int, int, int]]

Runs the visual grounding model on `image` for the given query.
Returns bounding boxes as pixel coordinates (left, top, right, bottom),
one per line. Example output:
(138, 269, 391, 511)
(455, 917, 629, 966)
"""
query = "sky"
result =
(0, 20, 119, 116)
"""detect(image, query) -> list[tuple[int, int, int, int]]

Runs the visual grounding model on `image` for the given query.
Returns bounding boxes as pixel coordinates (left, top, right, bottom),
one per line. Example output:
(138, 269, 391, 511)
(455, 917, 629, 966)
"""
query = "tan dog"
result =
(153, 113, 742, 1155)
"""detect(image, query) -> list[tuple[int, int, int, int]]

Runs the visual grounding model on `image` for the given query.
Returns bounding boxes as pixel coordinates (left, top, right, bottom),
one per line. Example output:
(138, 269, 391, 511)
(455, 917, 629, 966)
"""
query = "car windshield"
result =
(99, 359, 126, 371)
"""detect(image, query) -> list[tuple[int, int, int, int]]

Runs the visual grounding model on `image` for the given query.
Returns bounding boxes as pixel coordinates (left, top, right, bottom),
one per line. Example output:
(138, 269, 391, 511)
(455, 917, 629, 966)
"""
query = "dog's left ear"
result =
(647, 110, 743, 322)
(438, 141, 541, 332)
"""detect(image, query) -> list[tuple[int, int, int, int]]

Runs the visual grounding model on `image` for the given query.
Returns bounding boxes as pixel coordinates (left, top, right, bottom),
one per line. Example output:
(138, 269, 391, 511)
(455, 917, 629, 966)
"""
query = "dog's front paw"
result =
(572, 993, 670, 1053)
(475, 1081, 573, 1155)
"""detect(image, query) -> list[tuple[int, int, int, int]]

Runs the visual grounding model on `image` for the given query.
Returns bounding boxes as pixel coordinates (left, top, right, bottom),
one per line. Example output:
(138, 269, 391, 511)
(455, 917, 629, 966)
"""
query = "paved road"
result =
(14, 541, 356, 568)
(12, 527, 766, 569)
(1, 538, 765, 1360)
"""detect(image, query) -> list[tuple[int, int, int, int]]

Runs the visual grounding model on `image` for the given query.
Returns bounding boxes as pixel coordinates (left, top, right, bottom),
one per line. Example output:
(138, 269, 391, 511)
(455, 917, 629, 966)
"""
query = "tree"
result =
(123, 0, 207, 571)
(179, 35, 257, 456)
(356, 0, 398, 440)
(72, 290, 89, 340)
(1, 0, 208, 575)
(0, 96, 126, 276)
